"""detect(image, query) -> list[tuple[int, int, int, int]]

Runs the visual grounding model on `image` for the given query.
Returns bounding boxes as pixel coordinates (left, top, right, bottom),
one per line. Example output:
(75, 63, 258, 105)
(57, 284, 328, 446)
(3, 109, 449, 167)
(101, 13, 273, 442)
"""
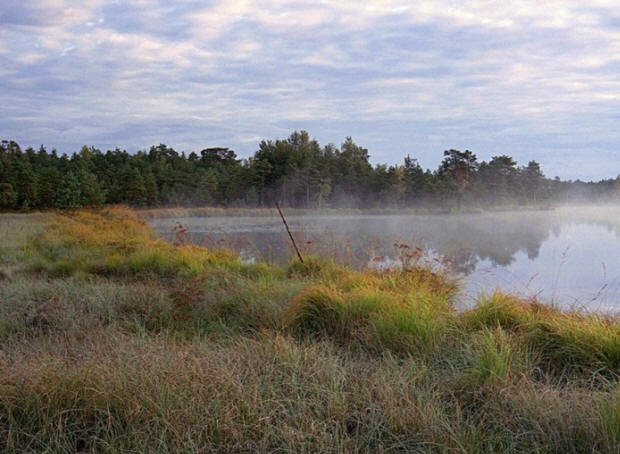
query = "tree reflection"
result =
(153, 208, 620, 277)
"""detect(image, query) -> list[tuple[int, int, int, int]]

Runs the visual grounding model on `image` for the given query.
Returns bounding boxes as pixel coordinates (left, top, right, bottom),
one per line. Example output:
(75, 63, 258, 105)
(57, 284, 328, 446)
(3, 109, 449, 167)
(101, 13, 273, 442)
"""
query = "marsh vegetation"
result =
(150, 206, 620, 313)
(0, 208, 617, 452)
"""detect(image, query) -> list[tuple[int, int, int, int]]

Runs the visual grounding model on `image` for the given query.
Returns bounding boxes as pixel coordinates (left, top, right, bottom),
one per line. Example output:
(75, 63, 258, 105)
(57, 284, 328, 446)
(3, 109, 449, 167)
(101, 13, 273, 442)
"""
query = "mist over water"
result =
(151, 206, 620, 313)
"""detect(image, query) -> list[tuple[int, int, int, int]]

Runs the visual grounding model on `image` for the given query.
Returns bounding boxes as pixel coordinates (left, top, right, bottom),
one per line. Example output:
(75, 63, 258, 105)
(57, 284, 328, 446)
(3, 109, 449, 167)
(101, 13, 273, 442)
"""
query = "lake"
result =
(150, 206, 620, 313)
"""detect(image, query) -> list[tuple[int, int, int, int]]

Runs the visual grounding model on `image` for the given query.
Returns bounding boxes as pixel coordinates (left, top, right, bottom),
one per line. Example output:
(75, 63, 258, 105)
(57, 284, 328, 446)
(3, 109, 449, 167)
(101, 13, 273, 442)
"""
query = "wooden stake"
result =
(276, 202, 304, 263)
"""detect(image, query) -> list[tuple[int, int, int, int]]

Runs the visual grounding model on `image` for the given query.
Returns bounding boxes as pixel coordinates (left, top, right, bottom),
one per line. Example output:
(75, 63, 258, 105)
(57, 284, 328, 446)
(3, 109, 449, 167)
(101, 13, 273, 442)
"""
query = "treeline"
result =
(1, 131, 618, 210)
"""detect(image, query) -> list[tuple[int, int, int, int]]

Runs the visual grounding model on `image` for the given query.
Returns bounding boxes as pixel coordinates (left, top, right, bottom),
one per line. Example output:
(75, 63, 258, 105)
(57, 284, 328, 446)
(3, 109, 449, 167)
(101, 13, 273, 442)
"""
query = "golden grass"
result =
(28, 207, 238, 277)
(0, 207, 617, 452)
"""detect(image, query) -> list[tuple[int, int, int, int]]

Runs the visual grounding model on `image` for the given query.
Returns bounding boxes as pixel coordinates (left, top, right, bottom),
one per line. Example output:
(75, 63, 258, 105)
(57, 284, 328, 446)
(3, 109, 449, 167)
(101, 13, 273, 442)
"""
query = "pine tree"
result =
(316, 177, 331, 209)
(36, 167, 62, 208)
(195, 168, 218, 205)
(521, 160, 547, 203)
(79, 171, 106, 207)
(123, 168, 147, 205)
(15, 162, 38, 209)
(0, 182, 17, 209)
(55, 171, 83, 209)
(143, 170, 159, 206)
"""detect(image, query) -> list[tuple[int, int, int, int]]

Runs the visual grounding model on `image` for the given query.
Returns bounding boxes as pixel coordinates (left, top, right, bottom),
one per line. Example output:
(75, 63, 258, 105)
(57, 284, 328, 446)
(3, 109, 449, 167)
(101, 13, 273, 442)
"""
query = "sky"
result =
(1, 1, 620, 180)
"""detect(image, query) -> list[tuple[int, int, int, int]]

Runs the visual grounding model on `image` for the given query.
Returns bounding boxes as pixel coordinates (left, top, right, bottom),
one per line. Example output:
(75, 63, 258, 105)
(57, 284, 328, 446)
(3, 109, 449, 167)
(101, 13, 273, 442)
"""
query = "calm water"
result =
(151, 206, 620, 312)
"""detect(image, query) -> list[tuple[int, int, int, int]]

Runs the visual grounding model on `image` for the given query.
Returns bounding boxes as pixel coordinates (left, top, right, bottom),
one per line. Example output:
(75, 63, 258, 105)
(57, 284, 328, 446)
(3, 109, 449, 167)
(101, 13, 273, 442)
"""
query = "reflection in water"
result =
(151, 207, 620, 312)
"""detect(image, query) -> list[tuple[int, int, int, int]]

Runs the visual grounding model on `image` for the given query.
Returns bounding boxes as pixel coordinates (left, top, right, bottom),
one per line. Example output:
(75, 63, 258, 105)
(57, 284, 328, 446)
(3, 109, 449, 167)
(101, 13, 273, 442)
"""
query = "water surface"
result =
(151, 206, 620, 312)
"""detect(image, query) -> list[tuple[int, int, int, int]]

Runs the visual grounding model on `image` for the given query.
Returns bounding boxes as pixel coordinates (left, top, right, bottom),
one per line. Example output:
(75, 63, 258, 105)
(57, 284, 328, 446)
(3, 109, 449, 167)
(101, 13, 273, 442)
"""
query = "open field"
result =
(0, 208, 618, 453)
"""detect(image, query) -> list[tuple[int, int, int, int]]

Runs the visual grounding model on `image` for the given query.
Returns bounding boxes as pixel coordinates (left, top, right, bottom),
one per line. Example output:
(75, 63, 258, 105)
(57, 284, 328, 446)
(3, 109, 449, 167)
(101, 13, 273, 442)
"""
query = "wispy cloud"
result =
(1, 1, 619, 179)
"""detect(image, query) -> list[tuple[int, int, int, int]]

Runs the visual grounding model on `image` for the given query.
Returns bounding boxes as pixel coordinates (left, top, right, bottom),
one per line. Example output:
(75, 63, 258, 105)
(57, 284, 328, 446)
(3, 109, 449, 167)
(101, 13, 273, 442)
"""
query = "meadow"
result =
(0, 207, 618, 453)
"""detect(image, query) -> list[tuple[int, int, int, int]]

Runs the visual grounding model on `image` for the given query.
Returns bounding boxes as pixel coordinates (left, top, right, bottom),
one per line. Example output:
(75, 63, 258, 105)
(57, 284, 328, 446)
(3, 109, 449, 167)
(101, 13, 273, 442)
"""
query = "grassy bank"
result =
(138, 204, 554, 219)
(0, 208, 617, 453)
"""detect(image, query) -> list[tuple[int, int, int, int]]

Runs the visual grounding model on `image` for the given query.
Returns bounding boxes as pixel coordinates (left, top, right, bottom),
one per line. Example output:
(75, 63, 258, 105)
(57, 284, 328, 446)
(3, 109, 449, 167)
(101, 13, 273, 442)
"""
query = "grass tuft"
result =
(284, 285, 346, 335)
(461, 327, 536, 388)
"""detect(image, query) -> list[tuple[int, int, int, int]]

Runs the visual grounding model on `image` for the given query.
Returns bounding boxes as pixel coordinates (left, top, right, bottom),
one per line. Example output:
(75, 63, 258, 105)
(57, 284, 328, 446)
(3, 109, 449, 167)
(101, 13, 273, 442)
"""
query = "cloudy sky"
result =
(1, 1, 620, 179)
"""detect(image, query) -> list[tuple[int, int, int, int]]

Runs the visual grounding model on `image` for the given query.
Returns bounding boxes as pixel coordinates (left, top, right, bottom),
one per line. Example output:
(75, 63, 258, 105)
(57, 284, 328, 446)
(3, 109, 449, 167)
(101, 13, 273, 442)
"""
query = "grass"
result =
(465, 292, 620, 374)
(137, 204, 555, 220)
(0, 208, 617, 452)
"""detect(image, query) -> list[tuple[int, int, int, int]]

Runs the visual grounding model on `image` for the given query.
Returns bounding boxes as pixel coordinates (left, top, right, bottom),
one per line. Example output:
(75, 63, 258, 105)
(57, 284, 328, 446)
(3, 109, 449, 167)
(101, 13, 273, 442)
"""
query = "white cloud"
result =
(1, 1, 620, 178)
(0, 0, 102, 27)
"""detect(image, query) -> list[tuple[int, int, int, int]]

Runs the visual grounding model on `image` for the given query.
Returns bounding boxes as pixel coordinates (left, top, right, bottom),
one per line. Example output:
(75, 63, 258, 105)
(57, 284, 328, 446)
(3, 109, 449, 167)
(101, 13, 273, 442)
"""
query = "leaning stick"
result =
(276, 202, 304, 263)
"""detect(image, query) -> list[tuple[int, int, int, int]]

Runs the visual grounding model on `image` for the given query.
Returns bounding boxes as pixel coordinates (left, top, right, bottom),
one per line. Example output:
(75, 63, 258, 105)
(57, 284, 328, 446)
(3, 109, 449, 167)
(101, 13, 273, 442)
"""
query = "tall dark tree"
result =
(0, 183, 17, 209)
(521, 160, 548, 203)
(437, 149, 479, 205)
(122, 168, 147, 206)
(480, 155, 519, 204)
(403, 155, 427, 204)
(55, 171, 83, 209)
(79, 170, 106, 207)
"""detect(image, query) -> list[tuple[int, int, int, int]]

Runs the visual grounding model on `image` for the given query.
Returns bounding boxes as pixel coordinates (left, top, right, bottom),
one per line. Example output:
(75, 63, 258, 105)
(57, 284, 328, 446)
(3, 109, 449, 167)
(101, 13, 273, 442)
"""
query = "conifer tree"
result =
(123, 168, 147, 205)
(15, 162, 38, 209)
(79, 170, 106, 207)
(195, 168, 218, 205)
(55, 171, 83, 209)
(0, 182, 17, 209)
(143, 170, 159, 206)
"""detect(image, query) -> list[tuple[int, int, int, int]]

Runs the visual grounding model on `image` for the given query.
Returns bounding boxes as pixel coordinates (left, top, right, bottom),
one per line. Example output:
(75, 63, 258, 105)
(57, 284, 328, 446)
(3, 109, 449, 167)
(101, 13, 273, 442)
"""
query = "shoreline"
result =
(137, 204, 557, 219)
(0, 208, 617, 452)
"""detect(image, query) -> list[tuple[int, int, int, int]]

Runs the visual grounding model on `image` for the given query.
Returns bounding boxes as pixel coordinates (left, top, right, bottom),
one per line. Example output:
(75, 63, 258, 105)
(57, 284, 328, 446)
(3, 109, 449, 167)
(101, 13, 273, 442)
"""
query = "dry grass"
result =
(0, 331, 617, 453)
(0, 213, 48, 275)
(0, 207, 617, 452)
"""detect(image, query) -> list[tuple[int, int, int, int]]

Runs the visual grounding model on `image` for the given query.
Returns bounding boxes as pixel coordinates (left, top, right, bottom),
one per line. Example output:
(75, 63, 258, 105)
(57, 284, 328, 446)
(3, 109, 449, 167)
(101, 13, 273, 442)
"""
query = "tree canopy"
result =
(0, 133, 616, 210)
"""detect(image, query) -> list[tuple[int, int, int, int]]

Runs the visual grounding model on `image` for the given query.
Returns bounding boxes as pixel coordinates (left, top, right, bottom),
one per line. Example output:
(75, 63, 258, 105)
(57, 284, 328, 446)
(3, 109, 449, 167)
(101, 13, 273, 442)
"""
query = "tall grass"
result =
(0, 332, 616, 453)
(464, 292, 620, 375)
(27, 207, 239, 278)
(0, 207, 617, 452)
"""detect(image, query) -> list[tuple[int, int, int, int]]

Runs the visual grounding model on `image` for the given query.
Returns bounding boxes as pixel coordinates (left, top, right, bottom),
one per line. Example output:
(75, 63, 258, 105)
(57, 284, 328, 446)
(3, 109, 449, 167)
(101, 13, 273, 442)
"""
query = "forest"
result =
(1, 131, 618, 210)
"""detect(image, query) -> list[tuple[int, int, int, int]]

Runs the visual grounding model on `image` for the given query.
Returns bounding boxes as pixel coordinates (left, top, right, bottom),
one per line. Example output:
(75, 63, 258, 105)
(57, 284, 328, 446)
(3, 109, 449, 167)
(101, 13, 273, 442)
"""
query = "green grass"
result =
(0, 208, 617, 453)
(460, 327, 537, 388)
(464, 292, 620, 375)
